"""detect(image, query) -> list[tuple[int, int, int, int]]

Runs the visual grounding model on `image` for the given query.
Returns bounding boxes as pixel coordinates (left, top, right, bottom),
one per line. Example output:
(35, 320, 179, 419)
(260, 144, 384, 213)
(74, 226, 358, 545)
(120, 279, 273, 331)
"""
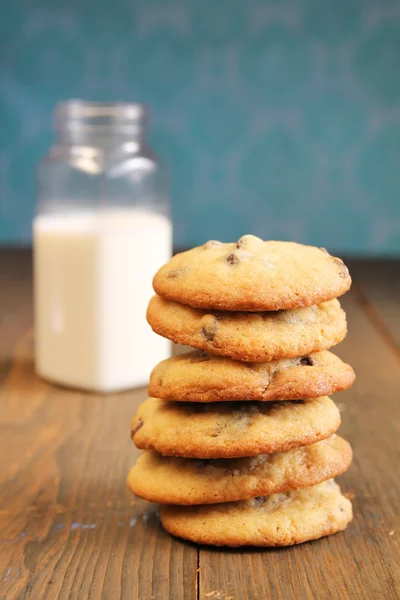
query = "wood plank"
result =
(0, 249, 33, 361)
(198, 291, 400, 600)
(2, 249, 400, 599)
(348, 259, 400, 350)
(0, 347, 198, 600)
(0, 252, 198, 600)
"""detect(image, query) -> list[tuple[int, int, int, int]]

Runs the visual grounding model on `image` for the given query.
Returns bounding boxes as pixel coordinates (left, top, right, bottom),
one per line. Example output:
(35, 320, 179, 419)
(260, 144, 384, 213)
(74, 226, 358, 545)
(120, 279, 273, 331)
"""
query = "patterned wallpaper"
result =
(1, 0, 400, 253)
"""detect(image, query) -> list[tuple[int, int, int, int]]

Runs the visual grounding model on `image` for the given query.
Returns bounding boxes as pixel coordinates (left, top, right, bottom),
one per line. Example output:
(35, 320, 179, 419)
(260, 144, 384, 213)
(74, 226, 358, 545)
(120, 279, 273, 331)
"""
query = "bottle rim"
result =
(54, 100, 147, 136)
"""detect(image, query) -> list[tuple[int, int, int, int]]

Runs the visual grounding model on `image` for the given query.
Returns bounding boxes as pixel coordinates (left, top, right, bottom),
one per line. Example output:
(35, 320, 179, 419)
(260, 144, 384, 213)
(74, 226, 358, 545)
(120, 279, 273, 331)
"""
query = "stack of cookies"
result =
(128, 236, 355, 547)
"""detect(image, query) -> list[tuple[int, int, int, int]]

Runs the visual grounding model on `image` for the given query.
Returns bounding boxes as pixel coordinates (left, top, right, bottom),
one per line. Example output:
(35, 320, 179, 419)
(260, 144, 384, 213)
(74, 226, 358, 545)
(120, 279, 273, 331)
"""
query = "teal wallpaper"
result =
(1, 0, 400, 253)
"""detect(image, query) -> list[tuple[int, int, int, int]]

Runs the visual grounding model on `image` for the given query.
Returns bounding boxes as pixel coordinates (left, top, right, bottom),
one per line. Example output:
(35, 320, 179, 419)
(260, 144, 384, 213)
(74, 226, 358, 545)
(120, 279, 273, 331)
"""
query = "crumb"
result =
(389, 531, 395, 536)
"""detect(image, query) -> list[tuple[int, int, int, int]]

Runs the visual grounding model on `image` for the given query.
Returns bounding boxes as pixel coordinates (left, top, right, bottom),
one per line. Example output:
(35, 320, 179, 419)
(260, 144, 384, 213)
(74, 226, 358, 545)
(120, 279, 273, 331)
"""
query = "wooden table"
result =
(1, 249, 399, 600)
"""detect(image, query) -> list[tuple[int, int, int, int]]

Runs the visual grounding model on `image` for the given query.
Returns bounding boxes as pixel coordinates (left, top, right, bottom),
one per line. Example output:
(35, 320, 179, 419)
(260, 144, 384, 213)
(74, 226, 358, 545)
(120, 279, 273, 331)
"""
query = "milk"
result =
(34, 209, 172, 392)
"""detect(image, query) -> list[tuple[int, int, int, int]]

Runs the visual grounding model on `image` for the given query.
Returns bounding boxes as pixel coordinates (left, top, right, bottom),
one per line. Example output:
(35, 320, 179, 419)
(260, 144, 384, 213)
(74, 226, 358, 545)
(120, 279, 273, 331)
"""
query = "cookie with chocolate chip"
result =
(127, 435, 352, 505)
(147, 295, 347, 362)
(153, 236, 351, 311)
(160, 479, 353, 546)
(149, 349, 355, 402)
(131, 396, 340, 458)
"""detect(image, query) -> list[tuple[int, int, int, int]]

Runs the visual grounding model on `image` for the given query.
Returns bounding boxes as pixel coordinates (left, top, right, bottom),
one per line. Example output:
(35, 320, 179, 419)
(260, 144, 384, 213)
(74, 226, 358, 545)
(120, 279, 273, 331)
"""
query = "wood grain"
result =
(0, 248, 33, 362)
(347, 259, 400, 351)
(198, 285, 400, 600)
(1, 251, 400, 600)
(0, 251, 197, 600)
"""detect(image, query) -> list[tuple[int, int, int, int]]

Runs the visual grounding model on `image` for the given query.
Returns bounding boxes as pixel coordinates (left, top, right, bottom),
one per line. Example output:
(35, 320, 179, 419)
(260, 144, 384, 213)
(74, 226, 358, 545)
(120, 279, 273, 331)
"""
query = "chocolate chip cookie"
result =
(127, 435, 352, 504)
(149, 349, 355, 402)
(160, 479, 353, 546)
(147, 295, 347, 362)
(153, 237, 351, 311)
(131, 396, 340, 458)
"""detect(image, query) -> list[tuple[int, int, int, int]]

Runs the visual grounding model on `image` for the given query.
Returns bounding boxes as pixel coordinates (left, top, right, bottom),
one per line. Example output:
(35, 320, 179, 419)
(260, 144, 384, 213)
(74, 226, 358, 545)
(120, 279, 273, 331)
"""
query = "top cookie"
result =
(153, 236, 351, 311)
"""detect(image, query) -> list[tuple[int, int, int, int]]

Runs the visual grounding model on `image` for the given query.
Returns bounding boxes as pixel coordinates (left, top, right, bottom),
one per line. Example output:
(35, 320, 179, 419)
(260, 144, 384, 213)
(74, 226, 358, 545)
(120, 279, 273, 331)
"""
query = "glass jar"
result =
(34, 101, 172, 392)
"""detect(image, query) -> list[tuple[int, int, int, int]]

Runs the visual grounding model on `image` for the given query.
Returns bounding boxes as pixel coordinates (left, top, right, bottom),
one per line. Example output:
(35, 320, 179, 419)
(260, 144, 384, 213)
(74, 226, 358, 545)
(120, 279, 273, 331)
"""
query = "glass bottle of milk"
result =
(34, 101, 172, 392)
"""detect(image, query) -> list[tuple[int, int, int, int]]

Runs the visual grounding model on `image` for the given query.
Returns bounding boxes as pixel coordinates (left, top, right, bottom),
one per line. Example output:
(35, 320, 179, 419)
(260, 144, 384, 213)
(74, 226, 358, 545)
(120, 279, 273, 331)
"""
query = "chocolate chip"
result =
(166, 268, 187, 278)
(253, 496, 265, 506)
(226, 253, 239, 265)
(204, 240, 222, 249)
(131, 418, 143, 439)
(299, 356, 313, 366)
(210, 425, 223, 437)
(332, 256, 349, 279)
(200, 317, 218, 341)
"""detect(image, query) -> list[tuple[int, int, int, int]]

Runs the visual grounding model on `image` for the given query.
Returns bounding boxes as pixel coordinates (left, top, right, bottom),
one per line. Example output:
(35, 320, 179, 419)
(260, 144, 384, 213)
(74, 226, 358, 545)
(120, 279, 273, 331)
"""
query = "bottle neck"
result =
(54, 101, 147, 149)
(56, 129, 145, 150)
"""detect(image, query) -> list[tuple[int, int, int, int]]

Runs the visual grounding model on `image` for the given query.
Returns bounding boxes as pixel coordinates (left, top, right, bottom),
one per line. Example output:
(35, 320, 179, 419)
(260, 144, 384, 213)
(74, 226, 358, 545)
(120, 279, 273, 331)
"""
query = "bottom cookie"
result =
(160, 480, 352, 547)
